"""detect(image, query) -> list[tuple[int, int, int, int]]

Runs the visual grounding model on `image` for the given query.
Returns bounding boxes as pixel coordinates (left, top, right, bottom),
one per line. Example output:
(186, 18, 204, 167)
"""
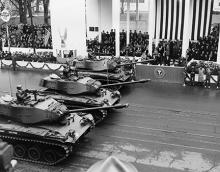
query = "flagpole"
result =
(30, 13, 36, 54)
(6, 23, 10, 52)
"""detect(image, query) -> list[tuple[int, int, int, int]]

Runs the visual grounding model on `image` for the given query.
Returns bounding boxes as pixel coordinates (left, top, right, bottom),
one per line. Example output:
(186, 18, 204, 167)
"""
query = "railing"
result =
(0, 60, 65, 72)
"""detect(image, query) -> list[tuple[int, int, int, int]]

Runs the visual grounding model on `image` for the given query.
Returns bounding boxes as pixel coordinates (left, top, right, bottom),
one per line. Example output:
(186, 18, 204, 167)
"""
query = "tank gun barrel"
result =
(67, 104, 129, 113)
(116, 59, 155, 67)
(101, 79, 151, 88)
(25, 89, 38, 94)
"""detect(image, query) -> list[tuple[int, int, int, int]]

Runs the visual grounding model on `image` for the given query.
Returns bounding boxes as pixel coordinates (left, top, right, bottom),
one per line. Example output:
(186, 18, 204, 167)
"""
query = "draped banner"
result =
(154, 0, 214, 41)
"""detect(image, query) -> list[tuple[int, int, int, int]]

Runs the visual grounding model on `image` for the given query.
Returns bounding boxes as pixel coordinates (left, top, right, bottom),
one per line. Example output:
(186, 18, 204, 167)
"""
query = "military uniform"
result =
(16, 86, 30, 104)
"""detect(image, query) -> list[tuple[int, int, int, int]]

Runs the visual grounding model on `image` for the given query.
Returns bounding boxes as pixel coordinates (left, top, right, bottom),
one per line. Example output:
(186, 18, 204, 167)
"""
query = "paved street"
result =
(0, 70, 220, 172)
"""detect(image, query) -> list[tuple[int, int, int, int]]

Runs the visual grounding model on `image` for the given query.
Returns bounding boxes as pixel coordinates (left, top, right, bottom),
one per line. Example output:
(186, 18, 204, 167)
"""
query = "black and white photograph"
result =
(0, 0, 220, 171)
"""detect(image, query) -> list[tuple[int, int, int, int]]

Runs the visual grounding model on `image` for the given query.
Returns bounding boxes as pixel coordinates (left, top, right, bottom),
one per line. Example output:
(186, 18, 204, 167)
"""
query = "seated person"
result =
(62, 63, 78, 80)
(16, 85, 31, 104)
(70, 61, 78, 77)
(62, 65, 71, 79)
(69, 66, 79, 81)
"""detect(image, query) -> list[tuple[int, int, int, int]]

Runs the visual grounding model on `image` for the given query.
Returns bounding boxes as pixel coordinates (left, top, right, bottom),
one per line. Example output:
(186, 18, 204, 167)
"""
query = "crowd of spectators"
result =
(151, 40, 183, 66)
(87, 29, 149, 57)
(0, 51, 56, 63)
(187, 25, 219, 62)
(87, 30, 185, 66)
(185, 60, 220, 88)
(0, 23, 219, 68)
(1, 24, 52, 49)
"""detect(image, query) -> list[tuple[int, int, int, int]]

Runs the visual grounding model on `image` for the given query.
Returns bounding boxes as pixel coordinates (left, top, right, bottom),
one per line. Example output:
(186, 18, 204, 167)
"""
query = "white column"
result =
(148, 0, 155, 56)
(112, 0, 120, 57)
(136, 0, 139, 30)
(98, 0, 102, 43)
(217, 25, 220, 63)
(155, 0, 160, 46)
(50, 0, 87, 56)
(126, 0, 130, 46)
(181, 0, 191, 58)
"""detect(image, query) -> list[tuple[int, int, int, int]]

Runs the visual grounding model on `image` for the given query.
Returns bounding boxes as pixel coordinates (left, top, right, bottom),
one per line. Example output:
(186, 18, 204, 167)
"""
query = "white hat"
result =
(87, 156, 138, 172)
(16, 85, 22, 89)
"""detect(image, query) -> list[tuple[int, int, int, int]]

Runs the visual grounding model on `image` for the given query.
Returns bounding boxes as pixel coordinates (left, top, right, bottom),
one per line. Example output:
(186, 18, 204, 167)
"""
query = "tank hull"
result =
(39, 88, 121, 124)
(40, 88, 121, 107)
(0, 113, 92, 165)
(78, 70, 132, 83)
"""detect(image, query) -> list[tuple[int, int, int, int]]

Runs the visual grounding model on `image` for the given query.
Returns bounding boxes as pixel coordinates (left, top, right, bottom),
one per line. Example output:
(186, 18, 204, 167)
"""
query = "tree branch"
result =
(9, 0, 19, 9)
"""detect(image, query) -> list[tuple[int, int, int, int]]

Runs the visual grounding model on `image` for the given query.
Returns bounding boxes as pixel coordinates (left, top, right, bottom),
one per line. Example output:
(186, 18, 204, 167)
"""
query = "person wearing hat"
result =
(216, 66, 220, 89)
(62, 64, 71, 79)
(16, 85, 30, 104)
(62, 61, 78, 80)
(204, 67, 211, 88)
(69, 61, 78, 81)
(70, 61, 78, 76)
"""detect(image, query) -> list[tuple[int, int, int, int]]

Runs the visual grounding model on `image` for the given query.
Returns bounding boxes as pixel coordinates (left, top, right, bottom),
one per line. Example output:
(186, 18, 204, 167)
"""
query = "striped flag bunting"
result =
(190, 0, 214, 40)
(154, 0, 214, 41)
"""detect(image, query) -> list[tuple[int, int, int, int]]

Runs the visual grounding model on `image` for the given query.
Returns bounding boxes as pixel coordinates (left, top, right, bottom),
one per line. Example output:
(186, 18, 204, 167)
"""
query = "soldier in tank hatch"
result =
(70, 61, 78, 78)
(62, 65, 71, 78)
(62, 62, 78, 80)
(16, 85, 31, 104)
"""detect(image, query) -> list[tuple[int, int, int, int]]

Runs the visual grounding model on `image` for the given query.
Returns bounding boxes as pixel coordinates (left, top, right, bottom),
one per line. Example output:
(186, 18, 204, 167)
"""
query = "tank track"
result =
(0, 133, 71, 165)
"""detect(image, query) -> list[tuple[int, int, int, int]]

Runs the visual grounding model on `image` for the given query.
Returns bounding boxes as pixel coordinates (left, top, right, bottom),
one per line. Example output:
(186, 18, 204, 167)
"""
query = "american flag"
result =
(44, 28, 51, 46)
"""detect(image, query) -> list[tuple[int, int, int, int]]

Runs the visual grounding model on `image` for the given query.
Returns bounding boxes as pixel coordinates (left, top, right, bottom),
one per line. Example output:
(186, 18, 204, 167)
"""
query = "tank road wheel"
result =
(28, 146, 41, 161)
(14, 144, 26, 158)
(43, 150, 57, 164)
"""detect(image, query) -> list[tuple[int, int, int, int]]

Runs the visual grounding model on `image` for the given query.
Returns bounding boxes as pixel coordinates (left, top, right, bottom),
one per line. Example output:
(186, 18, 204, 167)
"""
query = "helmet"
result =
(16, 85, 22, 90)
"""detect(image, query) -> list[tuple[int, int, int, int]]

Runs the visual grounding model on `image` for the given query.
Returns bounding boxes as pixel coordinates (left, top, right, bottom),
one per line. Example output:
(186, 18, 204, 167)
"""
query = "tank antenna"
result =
(24, 76, 27, 89)
(7, 70, 13, 96)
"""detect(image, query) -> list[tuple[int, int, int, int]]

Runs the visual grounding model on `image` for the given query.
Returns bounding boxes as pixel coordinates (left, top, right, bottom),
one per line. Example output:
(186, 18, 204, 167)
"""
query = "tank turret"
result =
(73, 58, 118, 72)
(40, 74, 101, 95)
(71, 57, 153, 72)
(0, 94, 68, 124)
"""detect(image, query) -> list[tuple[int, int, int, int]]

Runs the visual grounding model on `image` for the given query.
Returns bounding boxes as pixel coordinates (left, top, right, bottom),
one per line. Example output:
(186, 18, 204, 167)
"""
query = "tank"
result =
(39, 74, 121, 107)
(0, 94, 93, 165)
(68, 57, 153, 84)
(37, 87, 121, 124)
(39, 73, 144, 124)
